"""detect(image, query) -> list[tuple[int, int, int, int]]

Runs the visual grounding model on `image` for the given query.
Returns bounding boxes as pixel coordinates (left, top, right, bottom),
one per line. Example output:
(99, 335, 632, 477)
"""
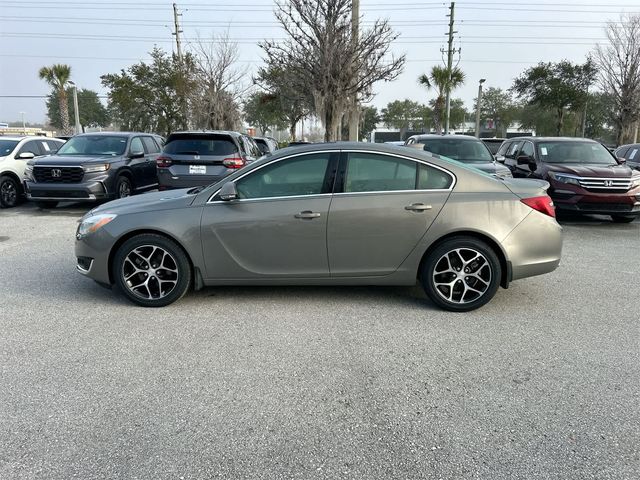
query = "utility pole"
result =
(475, 78, 485, 138)
(68, 80, 81, 134)
(444, 1, 456, 135)
(172, 3, 183, 62)
(348, 0, 360, 141)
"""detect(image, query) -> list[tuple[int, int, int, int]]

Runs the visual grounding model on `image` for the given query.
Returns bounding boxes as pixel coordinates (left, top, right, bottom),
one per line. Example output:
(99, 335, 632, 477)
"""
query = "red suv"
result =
(502, 137, 640, 223)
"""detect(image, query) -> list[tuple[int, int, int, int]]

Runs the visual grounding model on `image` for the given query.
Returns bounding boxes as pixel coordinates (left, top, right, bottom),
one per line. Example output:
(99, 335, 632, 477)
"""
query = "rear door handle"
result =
(405, 203, 432, 212)
(295, 211, 321, 219)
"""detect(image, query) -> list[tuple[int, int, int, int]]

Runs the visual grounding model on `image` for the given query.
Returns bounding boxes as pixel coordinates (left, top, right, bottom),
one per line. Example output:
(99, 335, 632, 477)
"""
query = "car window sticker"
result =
(41, 142, 50, 152)
(541, 147, 548, 156)
(629, 149, 638, 160)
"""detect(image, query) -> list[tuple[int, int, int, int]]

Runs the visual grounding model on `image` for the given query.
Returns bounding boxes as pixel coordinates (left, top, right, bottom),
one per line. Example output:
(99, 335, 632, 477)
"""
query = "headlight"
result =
(548, 172, 580, 186)
(83, 163, 110, 173)
(77, 213, 117, 238)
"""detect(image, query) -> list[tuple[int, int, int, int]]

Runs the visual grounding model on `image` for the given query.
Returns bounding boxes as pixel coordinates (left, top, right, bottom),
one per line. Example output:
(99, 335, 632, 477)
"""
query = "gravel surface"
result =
(1, 203, 638, 479)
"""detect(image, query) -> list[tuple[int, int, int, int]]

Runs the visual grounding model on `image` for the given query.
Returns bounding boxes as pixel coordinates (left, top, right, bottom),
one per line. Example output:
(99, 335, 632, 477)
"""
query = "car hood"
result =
(88, 188, 198, 217)
(32, 155, 117, 166)
(545, 163, 634, 178)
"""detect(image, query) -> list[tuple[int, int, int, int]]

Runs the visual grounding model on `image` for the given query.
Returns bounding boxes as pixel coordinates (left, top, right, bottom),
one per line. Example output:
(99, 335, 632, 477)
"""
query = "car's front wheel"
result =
(0, 175, 22, 208)
(113, 233, 192, 307)
(420, 236, 502, 312)
(115, 175, 133, 199)
(611, 215, 635, 223)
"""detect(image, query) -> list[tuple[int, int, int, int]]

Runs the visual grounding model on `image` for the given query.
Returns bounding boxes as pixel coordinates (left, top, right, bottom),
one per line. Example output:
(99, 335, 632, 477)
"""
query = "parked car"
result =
(0, 136, 64, 208)
(252, 136, 278, 156)
(481, 138, 506, 155)
(75, 142, 562, 312)
(23, 132, 163, 208)
(405, 134, 512, 178)
(156, 131, 261, 190)
(503, 137, 640, 223)
(615, 143, 640, 171)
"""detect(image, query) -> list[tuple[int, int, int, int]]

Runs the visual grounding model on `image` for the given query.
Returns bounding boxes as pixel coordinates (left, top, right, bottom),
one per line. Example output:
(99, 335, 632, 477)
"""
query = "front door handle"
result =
(295, 211, 321, 219)
(405, 203, 432, 212)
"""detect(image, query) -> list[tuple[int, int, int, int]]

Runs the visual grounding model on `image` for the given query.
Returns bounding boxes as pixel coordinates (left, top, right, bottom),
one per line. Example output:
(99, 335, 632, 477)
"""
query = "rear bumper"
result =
(502, 211, 563, 282)
(24, 179, 111, 202)
(157, 170, 230, 189)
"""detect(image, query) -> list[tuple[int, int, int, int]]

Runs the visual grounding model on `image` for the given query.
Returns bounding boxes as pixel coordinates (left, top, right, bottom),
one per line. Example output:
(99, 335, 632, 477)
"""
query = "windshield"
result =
(538, 141, 615, 165)
(56, 135, 128, 156)
(419, 138, 493, 163)
(0, 140, 19, 156)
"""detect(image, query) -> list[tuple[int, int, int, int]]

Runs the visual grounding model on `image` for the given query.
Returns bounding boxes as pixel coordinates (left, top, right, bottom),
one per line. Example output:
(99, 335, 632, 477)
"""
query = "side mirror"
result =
(617, 157, 626, 164)
(494, 154, 506, 163)
(219, 182, 238, 201)
(16, 152, 35, 160)
(129, 150, 144, 159)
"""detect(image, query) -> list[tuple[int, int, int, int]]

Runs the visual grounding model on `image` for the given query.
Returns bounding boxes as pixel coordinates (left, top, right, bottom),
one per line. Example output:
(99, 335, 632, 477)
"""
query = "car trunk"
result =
(163, 134, 240, 177)
(502, 178, 550, 198)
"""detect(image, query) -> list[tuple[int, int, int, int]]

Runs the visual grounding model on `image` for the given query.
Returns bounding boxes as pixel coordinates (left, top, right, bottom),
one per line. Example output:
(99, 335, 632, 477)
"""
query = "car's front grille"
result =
(576, 202, 634, 212)
(30, 190, 90, 199)
(33, 166, 84, 184)
(578, 177, 631, 192)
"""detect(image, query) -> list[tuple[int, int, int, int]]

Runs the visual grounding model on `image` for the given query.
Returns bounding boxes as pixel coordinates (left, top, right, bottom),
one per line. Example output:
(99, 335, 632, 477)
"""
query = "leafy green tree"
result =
(474, 87, 517, 137)
(46, 88, 109, 130)
(382, 99, 429, 139)
(360, 106, 380, 141)
(101, 48, 196, 135)
(418, 66, 465, 133)
(584, 92, 616, 142)
(244, 92, 286, 135)
(512, 60, 597, 136)
(39, 64, 72, 134)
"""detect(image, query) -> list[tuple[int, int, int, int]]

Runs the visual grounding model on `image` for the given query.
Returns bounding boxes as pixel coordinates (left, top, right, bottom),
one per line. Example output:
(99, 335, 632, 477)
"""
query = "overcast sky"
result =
(1, 0, 638, 124)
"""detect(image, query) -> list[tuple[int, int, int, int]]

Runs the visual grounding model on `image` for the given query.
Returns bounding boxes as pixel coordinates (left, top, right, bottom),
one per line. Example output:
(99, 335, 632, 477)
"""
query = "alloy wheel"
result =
(118, 179, 131, 198)
(1, 179, 17, 206)
(122, 245, 179, 300)
(432, 248, 492, 304)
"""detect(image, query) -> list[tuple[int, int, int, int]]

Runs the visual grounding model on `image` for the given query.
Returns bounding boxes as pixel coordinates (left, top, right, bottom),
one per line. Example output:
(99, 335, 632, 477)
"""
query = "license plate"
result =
(189, 165, 206, 175)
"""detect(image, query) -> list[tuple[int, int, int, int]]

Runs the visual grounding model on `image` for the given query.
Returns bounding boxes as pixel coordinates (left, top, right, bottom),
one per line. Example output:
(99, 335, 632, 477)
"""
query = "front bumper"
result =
(75, 227, 115, 285)
(24, 179, 111, 202)
(551, 192, 640, 216)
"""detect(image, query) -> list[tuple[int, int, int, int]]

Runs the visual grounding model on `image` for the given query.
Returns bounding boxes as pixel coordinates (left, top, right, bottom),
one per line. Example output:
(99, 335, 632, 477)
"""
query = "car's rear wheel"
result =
(0, 175, 22, 208)
(115, 175, 132, 199)
(611, 215, 635, 223)
(113, 233, 191, 307)
(34, 200, 58, 209)
(420, 236, 501, 312)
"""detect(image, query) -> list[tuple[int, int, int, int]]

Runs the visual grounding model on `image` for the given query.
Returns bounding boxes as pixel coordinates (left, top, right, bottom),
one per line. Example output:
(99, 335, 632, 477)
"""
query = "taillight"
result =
(156, 156, 172, 168)
(521, 195, 556, 218)
(223, 155, 245, 169)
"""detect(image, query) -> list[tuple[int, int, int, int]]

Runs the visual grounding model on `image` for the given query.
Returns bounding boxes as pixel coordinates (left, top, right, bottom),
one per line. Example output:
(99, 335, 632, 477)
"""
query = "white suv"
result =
(0, 136, 65, 208)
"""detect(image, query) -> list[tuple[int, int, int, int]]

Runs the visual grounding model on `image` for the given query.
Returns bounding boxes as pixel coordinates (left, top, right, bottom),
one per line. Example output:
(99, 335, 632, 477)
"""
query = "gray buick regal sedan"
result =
(75, 142, 562, 312)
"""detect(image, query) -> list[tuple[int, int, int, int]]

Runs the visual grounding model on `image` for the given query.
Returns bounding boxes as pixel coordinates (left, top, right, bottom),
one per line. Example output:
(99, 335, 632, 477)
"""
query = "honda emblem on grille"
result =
(51, 168, 62, 178)
(604, 180, 613, 187)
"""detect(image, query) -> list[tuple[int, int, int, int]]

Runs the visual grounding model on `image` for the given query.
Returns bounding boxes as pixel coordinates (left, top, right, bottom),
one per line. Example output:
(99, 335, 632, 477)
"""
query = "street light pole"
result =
(19, 111, 26, 134)
(68, 81, 81, 134)
(475, 79, 485, 138)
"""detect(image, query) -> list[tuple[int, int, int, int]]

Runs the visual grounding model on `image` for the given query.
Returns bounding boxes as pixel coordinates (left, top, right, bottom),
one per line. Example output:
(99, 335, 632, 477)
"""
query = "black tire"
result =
(113, 233, 192, 307)
(34, 200, 58, 209)
(115, 175, 133, 199)
(611, 215, 636, 223)
(0, 175, 22, 208)
(420, 236, 502, 312)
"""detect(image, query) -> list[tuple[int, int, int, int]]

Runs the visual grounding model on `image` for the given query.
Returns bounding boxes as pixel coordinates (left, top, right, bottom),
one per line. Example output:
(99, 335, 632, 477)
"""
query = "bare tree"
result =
(188, 31, 250, 130)
(594, 14, 640, 145)
(261, 0, 405, 142)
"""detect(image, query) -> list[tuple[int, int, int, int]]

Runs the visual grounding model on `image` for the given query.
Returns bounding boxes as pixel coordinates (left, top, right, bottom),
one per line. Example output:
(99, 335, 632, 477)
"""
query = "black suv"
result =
(24, 132, 163, 208)
(156, 131, 261, 190)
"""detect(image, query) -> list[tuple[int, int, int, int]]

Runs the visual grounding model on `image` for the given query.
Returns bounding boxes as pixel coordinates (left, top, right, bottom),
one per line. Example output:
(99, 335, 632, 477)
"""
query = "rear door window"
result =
(17, 140, 42, 157)
(164, 135, 238, 156)
(627, 146, 639, 161)
(345, 153, 417, 193)
(45, 140, 63, 153)
(142, 136, 160, 154)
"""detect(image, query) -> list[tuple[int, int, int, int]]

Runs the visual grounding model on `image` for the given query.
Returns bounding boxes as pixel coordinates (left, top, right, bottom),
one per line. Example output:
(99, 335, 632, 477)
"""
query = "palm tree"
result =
(418, 66, 465, 133)
(39, 64, 72, 134)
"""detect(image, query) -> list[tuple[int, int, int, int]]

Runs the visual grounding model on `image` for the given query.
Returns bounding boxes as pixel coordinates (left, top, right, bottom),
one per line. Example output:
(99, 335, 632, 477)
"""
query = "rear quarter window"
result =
(164, 135, 238, 156)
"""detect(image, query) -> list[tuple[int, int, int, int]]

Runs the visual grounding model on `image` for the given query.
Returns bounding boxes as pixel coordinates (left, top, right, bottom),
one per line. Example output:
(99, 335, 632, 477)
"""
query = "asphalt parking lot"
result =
(1, 203, 638, 479)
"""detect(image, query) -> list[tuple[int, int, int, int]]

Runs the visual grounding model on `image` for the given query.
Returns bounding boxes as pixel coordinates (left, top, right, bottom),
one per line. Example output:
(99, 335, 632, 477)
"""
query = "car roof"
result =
(0, 136, 27, 141)
(168, 130, 243, 137)
(507, 136, 599, 144)
(408, 134, 481, 142)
